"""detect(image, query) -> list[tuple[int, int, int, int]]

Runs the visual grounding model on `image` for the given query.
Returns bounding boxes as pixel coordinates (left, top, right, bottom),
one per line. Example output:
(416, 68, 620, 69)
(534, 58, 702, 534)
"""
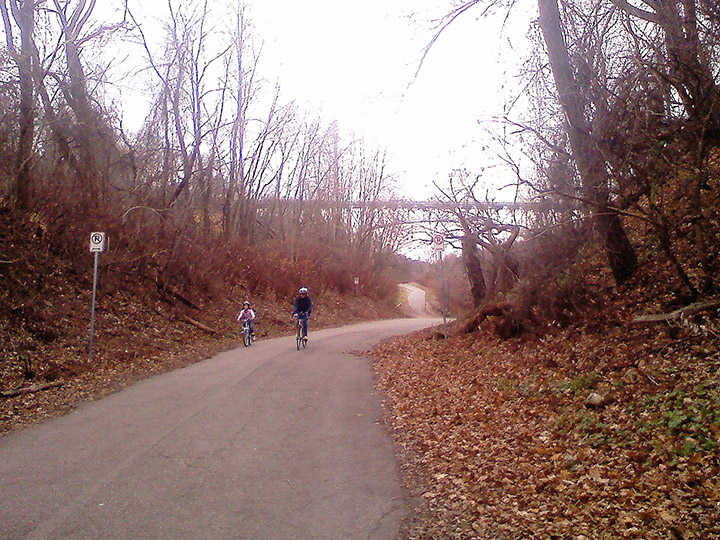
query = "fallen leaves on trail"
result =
(371, 320, 719, 539)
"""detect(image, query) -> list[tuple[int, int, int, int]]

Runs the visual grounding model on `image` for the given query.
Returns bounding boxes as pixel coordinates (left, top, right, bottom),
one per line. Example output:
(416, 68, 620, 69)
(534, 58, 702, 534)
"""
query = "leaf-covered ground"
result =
(371, 315, 719, 539)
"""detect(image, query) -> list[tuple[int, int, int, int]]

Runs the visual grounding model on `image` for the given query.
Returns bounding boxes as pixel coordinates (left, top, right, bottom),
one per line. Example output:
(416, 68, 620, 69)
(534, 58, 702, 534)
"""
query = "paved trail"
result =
(0, 318, 438, 540)
(398, 284, 430, 317)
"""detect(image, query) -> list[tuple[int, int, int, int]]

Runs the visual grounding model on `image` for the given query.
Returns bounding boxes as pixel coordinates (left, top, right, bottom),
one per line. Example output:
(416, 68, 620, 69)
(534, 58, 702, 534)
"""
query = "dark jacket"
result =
(293, 295, 312, 316)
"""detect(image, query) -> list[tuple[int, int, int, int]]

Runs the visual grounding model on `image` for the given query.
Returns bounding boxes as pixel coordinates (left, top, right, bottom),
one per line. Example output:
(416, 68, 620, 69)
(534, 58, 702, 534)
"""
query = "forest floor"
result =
(370, 298, 719, 539)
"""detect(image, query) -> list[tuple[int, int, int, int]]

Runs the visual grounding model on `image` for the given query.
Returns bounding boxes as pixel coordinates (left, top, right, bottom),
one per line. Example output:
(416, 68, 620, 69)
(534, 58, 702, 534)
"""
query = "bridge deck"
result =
(255, 199, 540, 210)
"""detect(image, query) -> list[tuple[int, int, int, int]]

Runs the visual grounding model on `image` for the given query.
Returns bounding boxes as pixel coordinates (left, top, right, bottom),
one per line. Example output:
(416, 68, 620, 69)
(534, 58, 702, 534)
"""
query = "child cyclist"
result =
(237, 300, 256, 338)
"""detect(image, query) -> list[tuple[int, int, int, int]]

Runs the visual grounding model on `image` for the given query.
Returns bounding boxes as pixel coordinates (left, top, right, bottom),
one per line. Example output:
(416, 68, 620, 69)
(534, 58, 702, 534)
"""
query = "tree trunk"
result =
(2, 0, 36, 209)
(461, 233, 486, 308)
(16, 0, 34, 208)
(53, 0, 104, 205)
(660, 0, 720, 138)
(595, 209, 638, 286)
(538, 0, 637, 285)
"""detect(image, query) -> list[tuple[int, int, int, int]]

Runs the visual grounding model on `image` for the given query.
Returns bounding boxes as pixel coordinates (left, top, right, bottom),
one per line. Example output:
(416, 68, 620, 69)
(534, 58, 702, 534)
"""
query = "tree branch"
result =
(632, 299, 720, 324)
(1, 380, 65, 398)
(610, 0, 659, 24)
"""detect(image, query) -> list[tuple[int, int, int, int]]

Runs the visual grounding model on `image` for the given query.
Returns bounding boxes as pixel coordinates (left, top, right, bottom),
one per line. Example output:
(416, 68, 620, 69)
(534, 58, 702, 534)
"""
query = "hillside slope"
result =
(370, 295, 719, 539)
(0, 207, 403, 435)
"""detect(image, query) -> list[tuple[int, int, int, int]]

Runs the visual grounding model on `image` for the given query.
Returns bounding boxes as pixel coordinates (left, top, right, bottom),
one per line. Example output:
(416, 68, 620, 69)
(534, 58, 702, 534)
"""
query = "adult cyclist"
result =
(292, 287, 313, 340)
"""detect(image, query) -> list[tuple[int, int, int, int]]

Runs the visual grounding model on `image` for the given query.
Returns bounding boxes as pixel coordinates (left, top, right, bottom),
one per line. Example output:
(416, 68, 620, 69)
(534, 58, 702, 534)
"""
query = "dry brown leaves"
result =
(371, 319, 719, 539)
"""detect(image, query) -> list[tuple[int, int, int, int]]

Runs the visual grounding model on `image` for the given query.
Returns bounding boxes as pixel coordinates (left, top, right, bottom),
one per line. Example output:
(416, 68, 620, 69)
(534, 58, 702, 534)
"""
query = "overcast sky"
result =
(246, 0, 531, 200)
(109, 0, 533, 202)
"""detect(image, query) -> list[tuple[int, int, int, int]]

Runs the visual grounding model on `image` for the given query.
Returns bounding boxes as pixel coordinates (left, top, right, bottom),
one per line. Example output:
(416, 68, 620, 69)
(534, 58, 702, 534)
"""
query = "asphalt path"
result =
(398, 284, 429, 317)
(0, 317, 439, 540)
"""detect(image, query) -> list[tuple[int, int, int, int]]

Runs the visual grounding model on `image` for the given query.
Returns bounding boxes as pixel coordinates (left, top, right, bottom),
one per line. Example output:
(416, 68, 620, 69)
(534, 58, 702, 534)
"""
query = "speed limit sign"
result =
(89, 232, 106, 253)
(432, 233, 444, 251)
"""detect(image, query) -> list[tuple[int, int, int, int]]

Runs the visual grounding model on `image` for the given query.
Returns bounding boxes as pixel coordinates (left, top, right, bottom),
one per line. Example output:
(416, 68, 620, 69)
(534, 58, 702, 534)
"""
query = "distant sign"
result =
(432, 233, 445, 251)
(89, 232, 106, 253)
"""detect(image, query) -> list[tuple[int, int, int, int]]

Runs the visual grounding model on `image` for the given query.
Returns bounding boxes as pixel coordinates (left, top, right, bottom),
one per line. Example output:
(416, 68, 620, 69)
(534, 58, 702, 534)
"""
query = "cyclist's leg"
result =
(301, 314, 308, 337)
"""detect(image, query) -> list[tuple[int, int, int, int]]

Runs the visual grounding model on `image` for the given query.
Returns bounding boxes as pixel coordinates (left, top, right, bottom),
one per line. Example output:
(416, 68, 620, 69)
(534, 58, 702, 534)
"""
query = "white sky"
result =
(244, 0, 530, 200)
(102, 0, 533, 202)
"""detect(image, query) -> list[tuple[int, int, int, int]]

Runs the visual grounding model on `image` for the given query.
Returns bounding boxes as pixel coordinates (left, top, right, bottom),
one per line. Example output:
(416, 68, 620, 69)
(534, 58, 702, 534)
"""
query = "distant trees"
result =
(0, 0, 405, 300)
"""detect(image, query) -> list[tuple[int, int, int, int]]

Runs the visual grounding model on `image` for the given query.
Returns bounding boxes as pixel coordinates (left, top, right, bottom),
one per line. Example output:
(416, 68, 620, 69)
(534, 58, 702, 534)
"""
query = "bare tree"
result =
(537, 0, 637, 286)
(48, 0, 131, 205)
(132, 0, 235, 227)
(0, 0, 34, 208)
(51, 0, 97, 122)
(611, 0, 720, 142)
(435, 171, 520, 305)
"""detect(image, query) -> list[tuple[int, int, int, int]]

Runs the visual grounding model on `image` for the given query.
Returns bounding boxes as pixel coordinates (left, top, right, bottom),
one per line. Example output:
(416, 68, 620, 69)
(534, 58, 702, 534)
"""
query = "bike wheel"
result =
(296, 324, 302, 350)
(243, 329, 250, 347)
(302, 337, 307, 348)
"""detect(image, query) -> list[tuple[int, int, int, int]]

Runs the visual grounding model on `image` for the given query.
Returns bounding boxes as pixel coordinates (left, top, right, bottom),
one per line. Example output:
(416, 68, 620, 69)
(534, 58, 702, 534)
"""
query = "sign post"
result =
(88, 232, 106, 361)
(432, 233, 448, 341)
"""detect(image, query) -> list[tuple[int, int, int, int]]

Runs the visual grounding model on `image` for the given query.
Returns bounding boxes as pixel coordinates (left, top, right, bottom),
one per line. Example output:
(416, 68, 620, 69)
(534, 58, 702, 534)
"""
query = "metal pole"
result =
(439, 251, 448, 341)
(88, 251, 99, 361)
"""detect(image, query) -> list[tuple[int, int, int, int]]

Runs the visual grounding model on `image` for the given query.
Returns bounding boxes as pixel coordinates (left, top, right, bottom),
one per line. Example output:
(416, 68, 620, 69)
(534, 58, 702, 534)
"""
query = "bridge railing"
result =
(254, 199, 542, 211)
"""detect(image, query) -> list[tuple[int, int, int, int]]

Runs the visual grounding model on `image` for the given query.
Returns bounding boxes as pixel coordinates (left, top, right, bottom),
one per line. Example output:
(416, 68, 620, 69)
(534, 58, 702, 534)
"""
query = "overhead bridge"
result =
(257, 199, 540, 211)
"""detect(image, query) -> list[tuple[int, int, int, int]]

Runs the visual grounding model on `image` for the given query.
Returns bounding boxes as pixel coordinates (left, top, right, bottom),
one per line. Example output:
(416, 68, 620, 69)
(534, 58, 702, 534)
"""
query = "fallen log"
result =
(0, 380, 65, 398)
(632, 298, 720, 324)
(182, 314, 217, 334)
(153, 272, 202, 310)
(164, 284, 202, 310)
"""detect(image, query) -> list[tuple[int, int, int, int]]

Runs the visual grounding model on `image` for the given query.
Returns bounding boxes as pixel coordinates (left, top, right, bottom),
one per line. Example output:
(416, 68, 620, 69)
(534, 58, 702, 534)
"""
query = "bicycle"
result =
(294, 312, 308, 350)
(242, 319, 253, 347)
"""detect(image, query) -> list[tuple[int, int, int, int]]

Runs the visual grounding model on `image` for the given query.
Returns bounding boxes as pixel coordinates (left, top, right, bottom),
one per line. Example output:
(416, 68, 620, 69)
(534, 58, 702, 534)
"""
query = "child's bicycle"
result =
(242, 319, 253, 347)
(294, 313, 308, 350)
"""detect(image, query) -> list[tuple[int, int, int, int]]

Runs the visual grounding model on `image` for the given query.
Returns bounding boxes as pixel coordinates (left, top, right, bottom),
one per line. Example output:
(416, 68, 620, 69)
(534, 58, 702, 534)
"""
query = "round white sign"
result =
(432, 233, 444, 250)
(90, 232, 106, 253)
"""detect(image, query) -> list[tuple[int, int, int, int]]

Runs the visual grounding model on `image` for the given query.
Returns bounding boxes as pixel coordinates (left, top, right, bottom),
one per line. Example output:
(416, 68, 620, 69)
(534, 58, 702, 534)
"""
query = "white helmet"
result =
(299, 287, 308, 294)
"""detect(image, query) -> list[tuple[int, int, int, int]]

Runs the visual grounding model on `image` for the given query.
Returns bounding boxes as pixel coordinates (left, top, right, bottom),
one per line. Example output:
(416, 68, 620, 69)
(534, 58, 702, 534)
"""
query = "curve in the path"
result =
(398, 283, 431, 317)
